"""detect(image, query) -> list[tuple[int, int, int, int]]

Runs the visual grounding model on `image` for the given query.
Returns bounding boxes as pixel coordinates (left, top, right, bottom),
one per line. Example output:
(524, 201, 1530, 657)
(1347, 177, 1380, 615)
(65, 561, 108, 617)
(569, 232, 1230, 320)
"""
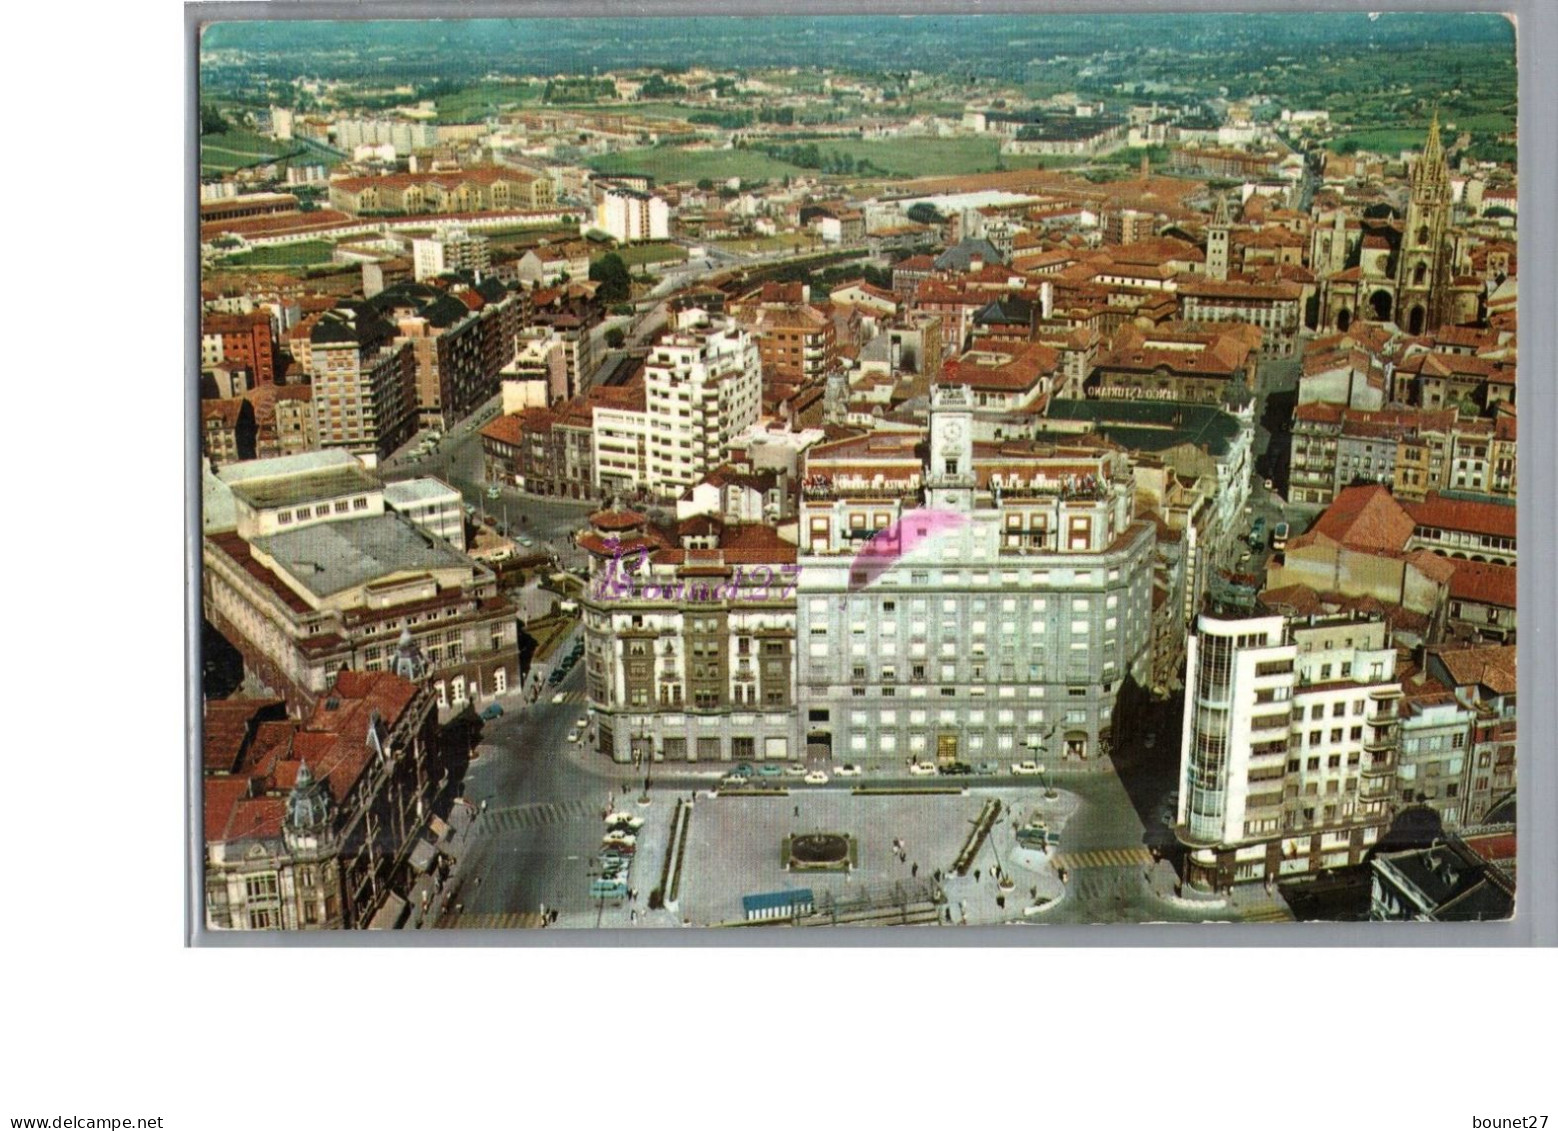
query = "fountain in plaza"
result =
(783, 832, 855, 871)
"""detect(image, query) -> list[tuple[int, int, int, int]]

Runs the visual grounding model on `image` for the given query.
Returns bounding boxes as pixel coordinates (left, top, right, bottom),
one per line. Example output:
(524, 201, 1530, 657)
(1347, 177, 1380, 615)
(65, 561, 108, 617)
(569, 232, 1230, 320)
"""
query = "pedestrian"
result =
(974, 869, 980, 883)
(911, 863, 918, 878)
(794, 805, 800, 818)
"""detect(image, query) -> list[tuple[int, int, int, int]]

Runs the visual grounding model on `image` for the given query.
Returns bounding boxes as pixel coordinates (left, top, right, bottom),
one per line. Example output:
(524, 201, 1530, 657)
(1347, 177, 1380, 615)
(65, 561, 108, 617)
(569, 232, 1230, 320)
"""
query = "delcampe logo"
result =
(847, 509, 969, 593)
(591, 537, 799, 603)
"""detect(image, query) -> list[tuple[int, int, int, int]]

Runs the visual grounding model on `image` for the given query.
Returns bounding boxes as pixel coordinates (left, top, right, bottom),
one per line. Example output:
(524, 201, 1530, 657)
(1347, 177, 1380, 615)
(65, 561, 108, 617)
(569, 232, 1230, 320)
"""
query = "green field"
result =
(590, 134, 1060, 185)
(216, 240, 336, 268)
(611, 243, 688, 267)
(587, 147, 805, 185)
(813, 136, 1013, 177)
(199, 125, 340, 176)
(201, 127, 284, 173)
(434, 80, 542, 121)
(1324, 127, 1434, 155)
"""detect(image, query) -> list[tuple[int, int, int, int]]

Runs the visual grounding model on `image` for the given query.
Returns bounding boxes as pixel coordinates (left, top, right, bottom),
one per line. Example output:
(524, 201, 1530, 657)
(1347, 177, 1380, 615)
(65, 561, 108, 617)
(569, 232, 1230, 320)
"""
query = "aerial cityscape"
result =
(196, 12, 1519, 932)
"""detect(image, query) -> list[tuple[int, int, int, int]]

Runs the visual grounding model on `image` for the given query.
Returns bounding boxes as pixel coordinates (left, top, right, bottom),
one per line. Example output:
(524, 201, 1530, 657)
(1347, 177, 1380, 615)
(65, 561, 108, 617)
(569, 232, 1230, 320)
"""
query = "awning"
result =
(367, 893, 408, 930)
(409, 838, 439, 874)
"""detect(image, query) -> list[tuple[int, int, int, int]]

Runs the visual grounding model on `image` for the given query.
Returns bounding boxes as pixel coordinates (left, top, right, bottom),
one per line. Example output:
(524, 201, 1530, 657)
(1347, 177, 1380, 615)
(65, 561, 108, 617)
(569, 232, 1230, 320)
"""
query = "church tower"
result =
(925, 384, 976, 513)
(1205, 193, 1231, 282)
(282, 761, 345, 929)
(1396, 112, 1453, 335)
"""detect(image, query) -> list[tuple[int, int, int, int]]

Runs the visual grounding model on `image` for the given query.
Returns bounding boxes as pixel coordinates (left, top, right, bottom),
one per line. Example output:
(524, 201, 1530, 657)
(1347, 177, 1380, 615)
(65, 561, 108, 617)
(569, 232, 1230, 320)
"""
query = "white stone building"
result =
(795, 385, 1157, 768)
(643, 310, 762, 495)
(1176, 608, 1402, 890)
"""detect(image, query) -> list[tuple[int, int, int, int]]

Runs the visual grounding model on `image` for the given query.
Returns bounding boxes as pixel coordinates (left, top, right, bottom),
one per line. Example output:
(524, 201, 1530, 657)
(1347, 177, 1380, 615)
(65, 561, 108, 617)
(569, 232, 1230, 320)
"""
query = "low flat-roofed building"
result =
(384, 476, 466, 551)
(202, 453, 518, 713)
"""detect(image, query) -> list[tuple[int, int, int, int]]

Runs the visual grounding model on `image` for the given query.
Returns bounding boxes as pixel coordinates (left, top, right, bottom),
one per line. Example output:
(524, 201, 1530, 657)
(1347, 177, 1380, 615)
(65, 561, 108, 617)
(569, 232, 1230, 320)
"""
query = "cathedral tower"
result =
(1396, 112, 1453, 335)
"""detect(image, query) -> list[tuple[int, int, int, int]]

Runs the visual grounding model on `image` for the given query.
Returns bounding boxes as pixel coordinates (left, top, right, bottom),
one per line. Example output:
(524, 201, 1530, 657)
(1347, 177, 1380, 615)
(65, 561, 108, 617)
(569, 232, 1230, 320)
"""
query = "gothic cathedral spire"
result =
(1397, 114, 1452, 335)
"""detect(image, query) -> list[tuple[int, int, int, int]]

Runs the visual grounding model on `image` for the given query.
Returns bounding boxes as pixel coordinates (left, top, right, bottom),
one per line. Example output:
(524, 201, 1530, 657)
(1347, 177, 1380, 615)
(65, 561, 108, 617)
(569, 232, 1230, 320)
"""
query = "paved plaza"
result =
(675, 786, 1069, 927)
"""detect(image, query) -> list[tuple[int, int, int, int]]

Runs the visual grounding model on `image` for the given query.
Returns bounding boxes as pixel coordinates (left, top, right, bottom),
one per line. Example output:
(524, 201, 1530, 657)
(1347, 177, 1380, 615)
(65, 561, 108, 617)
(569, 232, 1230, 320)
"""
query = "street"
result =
(434, 660, 1280, 927)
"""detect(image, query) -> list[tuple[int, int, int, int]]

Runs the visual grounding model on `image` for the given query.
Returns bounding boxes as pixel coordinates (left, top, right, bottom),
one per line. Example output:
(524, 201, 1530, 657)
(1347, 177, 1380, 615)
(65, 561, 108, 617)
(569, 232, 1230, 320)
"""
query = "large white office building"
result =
(794, 384, 1157, 769)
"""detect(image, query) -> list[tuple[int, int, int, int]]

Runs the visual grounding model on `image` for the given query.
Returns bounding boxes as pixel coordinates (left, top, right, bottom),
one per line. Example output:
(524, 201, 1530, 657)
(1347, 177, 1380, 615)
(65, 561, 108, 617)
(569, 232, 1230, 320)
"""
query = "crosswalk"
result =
(477, 798, 593, 834)
(1050, 846, 1156, 871)
(436, 911, 546, 930)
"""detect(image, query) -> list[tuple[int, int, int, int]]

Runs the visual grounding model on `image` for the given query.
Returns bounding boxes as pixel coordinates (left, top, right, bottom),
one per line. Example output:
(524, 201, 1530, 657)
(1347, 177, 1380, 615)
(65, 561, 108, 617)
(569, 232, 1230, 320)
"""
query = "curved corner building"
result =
(1178, 609, 1400, 891)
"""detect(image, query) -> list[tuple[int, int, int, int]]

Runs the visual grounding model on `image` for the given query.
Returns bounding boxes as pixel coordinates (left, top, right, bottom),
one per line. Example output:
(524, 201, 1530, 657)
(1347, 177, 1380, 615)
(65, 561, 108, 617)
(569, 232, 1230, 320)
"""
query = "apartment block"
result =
(308, 303, 419, 460)
(1177, 608, 1401, 890)
(643, 310, 762, 494)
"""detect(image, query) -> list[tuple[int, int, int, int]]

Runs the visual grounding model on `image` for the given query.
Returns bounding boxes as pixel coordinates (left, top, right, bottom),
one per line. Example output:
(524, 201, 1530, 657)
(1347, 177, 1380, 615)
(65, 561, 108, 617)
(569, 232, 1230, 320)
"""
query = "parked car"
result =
(803, 771, 830, 785)
(719, 774, 748, 789)
(731, 763, 754, 778)
(908, 762, 939, 777)
(567, 732, 580, 743)
(1011, 761, 1042, 776)
(784, 764, 808, 777)
(975, 761, 1001, 776)
(939, 762, 973, 776)
(551, 692, 566, 704)
(758, 764, 784, 778)
(834, 764, 863, 778)
(480, 703, 503, 720)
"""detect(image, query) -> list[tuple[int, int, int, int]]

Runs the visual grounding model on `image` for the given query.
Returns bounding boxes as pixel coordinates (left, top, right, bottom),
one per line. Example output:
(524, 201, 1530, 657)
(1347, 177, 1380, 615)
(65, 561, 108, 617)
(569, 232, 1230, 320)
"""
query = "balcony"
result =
(1370, 687, 1403, 701)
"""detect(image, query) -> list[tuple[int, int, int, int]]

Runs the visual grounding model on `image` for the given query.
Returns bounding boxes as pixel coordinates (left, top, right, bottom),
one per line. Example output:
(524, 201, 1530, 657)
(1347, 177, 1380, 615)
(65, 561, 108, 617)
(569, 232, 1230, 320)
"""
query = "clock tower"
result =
(926, 383, 976, 512)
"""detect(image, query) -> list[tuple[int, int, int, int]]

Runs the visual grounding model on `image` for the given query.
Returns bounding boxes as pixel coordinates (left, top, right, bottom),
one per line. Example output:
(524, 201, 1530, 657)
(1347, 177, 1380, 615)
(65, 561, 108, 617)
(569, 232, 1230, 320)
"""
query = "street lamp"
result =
(636, 720, 653, 806)
(1027, 727, 1059, 800)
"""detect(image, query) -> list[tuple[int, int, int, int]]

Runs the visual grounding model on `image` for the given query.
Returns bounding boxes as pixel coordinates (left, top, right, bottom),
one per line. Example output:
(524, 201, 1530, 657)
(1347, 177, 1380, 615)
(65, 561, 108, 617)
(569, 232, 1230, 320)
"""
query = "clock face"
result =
(941, 421, 964, 443)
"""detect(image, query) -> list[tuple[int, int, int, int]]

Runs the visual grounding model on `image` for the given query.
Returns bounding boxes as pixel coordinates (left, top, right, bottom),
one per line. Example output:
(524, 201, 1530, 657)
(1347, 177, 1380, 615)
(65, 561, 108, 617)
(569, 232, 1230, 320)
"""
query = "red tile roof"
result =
(1448, 559, 1517, 609)
(1291, 484, 1413, 553)
(1432, 643, 1517, 695)
(480, 414, 525, 445)
(1405, 491, 1517, 540)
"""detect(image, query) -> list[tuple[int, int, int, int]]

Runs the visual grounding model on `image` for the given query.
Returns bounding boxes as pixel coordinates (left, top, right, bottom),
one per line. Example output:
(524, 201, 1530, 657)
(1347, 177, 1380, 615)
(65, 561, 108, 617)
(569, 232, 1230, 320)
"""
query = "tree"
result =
(200, 105, 229, 135)
(589, 253, 632, 304)
(605, 327, 626, 349)
(907, 202, 943, 226)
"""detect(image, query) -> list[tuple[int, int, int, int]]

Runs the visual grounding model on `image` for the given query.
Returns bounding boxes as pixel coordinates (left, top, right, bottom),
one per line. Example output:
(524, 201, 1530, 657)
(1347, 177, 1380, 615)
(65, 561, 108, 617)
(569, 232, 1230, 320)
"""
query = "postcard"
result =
(195, 10, 1519, 935)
